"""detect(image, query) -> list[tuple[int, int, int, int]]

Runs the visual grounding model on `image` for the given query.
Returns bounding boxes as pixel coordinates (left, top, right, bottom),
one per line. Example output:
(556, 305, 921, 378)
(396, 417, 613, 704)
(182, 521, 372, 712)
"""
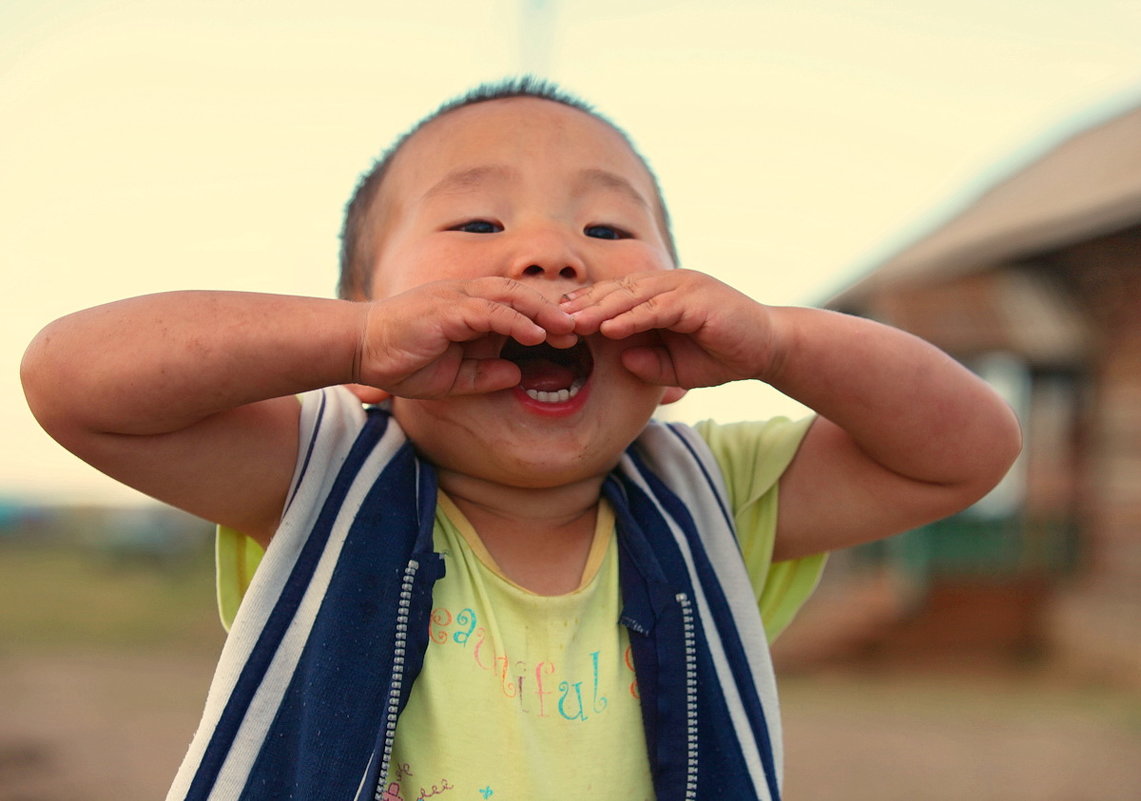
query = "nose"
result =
(519, 263, 581, 280)
(507, 225, 587, 284)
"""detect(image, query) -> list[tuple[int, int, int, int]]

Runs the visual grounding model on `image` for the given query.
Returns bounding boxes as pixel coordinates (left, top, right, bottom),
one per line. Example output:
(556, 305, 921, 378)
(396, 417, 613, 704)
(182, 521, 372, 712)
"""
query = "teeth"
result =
(524, 378, 585, 404)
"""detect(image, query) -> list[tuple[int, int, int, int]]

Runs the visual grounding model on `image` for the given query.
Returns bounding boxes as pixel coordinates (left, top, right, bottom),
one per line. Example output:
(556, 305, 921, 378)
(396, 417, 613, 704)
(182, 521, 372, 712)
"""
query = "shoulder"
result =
(686, 417, 815, 512)
(627, 415, 813, 519)
(292, 386, 400, 468)
(217, 387, 414, 629)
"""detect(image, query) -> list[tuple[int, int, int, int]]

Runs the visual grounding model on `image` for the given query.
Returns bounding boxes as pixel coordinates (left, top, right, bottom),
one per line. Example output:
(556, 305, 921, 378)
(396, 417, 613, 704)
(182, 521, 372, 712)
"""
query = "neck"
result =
(437, 469, 607, 595)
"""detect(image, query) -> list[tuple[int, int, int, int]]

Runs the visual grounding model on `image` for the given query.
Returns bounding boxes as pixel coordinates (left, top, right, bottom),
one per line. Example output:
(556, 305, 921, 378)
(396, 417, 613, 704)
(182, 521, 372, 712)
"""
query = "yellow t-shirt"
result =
(378, 493, 651, 800)
(215, 418, 824, 800)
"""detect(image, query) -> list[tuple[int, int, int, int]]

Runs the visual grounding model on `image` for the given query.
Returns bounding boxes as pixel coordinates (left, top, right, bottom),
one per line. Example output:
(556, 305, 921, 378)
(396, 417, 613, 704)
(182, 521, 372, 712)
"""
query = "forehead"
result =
(381, 97, 658, 207)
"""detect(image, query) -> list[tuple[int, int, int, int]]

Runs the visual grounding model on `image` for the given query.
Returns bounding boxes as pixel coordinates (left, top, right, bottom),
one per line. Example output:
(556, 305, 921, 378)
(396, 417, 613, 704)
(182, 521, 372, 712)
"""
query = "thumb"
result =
(344, 383, 391, 404)
(620, 345, 680, 387)
(448, 358, 523, 396)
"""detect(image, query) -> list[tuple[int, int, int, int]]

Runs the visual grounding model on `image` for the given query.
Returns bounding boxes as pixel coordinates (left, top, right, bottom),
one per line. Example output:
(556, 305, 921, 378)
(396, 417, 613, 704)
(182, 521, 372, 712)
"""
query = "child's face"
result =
(367, 97, 678, 490)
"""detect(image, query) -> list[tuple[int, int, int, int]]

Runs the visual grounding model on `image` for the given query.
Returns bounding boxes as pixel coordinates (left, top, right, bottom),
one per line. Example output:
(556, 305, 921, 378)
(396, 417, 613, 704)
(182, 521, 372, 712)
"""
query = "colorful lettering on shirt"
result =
(382, 497, 656, 799)
(426, 604, 637, 719)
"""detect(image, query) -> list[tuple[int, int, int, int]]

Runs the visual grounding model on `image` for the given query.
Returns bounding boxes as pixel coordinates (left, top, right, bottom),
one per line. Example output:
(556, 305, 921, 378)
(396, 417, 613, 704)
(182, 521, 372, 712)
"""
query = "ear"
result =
(659, 387, 687, 405)
(345, 384, 391, 405)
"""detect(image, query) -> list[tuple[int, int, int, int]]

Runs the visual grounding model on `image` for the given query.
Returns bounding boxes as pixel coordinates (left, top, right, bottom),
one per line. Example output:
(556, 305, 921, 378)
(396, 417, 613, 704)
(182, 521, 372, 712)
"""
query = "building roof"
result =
(868, 269, 1093, 365)
(830, 100, 1141, 309)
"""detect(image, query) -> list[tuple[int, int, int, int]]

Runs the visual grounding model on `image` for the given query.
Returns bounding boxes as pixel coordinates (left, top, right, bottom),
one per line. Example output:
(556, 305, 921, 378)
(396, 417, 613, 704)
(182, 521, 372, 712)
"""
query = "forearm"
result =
(762, 306, 1022, 491)
(555, 270, 1021, 557)
(22, 290, 366, 439)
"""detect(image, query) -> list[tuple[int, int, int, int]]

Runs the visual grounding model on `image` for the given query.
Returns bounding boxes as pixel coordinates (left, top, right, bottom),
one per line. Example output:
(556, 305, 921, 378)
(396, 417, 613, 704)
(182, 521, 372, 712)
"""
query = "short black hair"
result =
(337, 76, 677, 299)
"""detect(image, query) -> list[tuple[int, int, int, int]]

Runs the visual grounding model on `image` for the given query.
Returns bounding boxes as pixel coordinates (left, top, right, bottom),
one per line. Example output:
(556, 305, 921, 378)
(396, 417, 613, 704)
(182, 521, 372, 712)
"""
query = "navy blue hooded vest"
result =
(167, 387, 789, 801)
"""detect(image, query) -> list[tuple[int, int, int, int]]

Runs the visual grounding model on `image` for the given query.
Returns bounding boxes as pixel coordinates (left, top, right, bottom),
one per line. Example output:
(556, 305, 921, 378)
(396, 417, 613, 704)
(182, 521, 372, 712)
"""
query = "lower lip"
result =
(512, 381, 592, 417)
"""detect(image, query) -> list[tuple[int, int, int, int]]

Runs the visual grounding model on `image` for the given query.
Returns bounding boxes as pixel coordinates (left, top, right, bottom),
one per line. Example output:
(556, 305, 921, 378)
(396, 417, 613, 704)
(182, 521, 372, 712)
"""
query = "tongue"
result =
(516, 358, 577, 392)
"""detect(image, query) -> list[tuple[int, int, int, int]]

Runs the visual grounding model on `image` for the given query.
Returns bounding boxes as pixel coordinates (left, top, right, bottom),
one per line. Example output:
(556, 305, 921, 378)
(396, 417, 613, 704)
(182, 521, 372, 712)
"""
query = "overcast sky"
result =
(4, 0, 1141, 505)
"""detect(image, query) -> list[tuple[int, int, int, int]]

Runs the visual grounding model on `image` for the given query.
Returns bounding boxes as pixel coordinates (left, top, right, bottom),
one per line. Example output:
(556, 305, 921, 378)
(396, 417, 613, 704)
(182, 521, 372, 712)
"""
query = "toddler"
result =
(21, 78, 1021, 801)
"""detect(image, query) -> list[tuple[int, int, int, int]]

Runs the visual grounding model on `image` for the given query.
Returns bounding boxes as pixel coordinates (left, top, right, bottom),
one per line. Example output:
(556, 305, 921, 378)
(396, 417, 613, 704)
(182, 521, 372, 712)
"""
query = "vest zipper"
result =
(676, 592, 699, 801)
(373, 559, 420, 800)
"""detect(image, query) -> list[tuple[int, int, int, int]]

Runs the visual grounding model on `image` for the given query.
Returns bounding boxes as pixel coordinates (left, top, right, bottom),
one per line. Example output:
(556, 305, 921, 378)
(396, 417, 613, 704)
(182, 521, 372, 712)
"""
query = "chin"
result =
(460, 446, 621, 490)
(392, 388, 652, 489)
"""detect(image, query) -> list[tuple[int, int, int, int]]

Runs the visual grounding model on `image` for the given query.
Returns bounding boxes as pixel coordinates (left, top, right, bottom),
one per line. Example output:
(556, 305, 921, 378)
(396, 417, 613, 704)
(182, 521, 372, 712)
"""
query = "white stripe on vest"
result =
(167, 387, 786, 800)
(620, 422, 783, 798)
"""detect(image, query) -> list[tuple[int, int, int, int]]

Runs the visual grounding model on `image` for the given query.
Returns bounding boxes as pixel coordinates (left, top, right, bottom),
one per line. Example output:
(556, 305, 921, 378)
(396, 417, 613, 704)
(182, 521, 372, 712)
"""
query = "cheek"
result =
(375, 240, 504, 296)
(393, 397, 466, 440)
(392, 399, 484, 475)
(600, 242, 674, 281)
(630, 386, 669, 422)
(596, 344, 670, 419)
(371, 227, 441, 289)
(598, 360, 667, 414)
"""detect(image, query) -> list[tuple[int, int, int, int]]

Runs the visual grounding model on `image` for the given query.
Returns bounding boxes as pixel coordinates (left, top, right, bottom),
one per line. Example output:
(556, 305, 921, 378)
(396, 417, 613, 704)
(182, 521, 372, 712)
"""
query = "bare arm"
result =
(22, 282, 576, 546)
(758, 305, 1021, 560)
(21, 292, 366, 545)
(561, 270, 1023, 560)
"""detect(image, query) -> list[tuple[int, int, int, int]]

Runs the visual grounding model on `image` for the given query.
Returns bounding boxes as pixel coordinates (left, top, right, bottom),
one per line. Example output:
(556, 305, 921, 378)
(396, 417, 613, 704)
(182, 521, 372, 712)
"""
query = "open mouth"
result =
(500, 337, 594, 404)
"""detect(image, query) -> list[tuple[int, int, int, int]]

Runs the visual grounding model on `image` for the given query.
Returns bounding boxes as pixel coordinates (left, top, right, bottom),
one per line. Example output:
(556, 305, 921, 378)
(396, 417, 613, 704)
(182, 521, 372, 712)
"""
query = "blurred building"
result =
(788, 101, 1141, 684)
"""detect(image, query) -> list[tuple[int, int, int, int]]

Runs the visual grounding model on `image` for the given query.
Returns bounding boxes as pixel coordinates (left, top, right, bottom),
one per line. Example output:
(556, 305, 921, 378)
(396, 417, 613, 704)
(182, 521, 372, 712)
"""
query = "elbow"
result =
(958, 403, 1024, 510)
(21, 330, 54, 428)
(990, 403, 1024, 488)
(21, 325, 82, 447)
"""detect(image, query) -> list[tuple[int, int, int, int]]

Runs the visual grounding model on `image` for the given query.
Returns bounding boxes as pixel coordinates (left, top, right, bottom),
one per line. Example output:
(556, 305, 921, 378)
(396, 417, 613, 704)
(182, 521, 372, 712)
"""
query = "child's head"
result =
(338, 79, 685, 489)
(337, 77, 678, 300)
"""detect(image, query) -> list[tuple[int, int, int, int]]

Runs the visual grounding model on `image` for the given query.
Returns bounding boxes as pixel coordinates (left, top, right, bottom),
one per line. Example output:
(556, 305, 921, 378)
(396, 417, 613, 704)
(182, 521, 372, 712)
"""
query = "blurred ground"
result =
(781, 666, 1141, 800)
(0, 648, 220, 800)
(2, 539, 1140, 800)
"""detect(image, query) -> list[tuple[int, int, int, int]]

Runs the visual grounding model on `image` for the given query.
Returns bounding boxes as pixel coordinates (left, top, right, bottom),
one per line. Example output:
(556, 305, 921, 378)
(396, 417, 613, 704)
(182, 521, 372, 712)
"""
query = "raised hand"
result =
(559, 269, 778, 390)
(358, 277, 578, 399)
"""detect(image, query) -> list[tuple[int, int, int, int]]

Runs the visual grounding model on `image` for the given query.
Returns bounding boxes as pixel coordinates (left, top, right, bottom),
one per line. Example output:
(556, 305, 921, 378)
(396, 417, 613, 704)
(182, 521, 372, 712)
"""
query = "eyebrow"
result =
(420, 164, 651, 210)
(573, 168, 651, 210)
(420, 164, 518, 201)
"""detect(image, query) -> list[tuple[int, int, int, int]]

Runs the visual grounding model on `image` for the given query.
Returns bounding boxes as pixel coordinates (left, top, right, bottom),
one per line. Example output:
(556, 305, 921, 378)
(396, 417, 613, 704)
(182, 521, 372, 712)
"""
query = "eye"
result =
(451, 219, 503, 234)
(584, 224, 628, 240)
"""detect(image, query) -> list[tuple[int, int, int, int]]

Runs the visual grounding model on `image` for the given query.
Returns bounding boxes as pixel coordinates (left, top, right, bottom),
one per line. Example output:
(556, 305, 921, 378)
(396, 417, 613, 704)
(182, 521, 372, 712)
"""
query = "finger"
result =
(596, 292, 703, 341)
(469, 278, 576, 338)
(544, 331, 581, 349)
(564, 276, 681, 335)
(558, 271, 668, 309)
(443, 294, 580, 351)
(559, 271, 672, 313)
(558, 283, 599, 312)
(559, 276, 642, 316)
(442, 298, 550, 346)
(389, 343, 521, 398)
(448, 357, 522, 396)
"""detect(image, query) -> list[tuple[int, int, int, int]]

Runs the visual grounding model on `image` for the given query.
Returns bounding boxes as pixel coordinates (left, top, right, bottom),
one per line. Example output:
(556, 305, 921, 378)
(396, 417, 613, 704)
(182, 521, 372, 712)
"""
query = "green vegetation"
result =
(0, 540, 224, 653)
